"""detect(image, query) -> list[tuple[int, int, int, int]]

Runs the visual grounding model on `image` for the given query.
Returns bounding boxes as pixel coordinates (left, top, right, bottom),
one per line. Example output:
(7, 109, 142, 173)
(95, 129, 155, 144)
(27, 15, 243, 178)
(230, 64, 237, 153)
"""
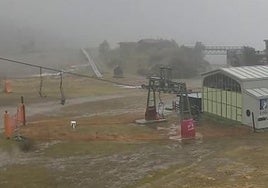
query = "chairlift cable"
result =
(0, 56, 138, 87)
(0, 56, 141, 104)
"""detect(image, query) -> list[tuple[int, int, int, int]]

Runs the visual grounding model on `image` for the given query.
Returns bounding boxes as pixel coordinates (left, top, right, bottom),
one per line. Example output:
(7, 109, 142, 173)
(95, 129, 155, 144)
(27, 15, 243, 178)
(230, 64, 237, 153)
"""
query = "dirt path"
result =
(0, 90, 144, 131)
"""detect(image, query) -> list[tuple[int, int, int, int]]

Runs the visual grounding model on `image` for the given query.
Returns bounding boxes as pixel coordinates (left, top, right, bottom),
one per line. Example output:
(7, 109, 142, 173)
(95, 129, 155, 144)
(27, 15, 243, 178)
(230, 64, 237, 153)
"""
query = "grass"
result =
(201, 112, 242, 126)
(0, 76, 133, 106)
(44, 140, 141, 157)
(75, 114, 158, 135)
(5, 75, 268, 187)
(0, 165, 59, 188)
(131, 137, 263, 188)
(130, 163, 191, 188)
(0, 134, 18, 152)
(21, 113, 163, 144)
(0, 134, 35, 153)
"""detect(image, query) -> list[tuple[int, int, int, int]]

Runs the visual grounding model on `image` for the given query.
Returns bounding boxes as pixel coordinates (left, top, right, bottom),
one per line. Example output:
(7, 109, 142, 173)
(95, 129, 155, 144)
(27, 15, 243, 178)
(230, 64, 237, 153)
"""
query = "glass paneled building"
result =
(202, 66, 268, 129)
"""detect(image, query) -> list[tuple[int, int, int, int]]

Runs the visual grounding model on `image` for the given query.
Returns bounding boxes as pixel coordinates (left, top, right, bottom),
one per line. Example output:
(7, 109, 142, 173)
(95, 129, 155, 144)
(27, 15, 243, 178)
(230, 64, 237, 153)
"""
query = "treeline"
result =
(228, 46, 266, 67)
(98, 39, 210, 78)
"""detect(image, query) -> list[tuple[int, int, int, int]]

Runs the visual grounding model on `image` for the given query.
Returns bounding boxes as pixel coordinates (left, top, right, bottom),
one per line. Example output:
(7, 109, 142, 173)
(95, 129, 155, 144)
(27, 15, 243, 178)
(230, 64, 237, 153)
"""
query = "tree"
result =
(242, 47, 263, 66)
(98, 40, 110, 56)
(98, 39, 210, 78)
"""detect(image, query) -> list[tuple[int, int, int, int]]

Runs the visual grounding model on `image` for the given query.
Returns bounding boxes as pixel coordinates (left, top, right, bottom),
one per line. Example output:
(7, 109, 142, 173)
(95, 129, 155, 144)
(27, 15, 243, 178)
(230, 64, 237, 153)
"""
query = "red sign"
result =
(181, 119, 196, 139)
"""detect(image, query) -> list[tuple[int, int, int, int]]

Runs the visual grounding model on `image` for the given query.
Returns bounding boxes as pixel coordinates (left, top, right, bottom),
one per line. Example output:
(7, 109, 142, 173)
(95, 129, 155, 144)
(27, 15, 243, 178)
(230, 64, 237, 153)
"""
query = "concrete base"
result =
(169, 132, 203, 141)
(135, 118, 167, 124)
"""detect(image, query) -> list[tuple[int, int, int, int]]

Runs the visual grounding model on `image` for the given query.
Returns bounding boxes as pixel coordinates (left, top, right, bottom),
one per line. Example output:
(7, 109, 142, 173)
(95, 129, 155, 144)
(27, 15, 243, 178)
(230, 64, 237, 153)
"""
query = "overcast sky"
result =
(0, 0, 268, 49)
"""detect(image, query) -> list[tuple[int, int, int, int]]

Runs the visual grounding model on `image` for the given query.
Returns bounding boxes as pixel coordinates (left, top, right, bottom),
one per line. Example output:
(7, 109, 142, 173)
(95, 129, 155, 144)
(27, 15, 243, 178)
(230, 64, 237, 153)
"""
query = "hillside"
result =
(98, 39, 210, 78)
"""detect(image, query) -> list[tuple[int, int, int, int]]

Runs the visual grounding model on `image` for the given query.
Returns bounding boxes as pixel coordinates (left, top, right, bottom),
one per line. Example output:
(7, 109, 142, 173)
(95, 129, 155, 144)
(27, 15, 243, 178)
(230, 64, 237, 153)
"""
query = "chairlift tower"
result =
(139, 66, 192, 123)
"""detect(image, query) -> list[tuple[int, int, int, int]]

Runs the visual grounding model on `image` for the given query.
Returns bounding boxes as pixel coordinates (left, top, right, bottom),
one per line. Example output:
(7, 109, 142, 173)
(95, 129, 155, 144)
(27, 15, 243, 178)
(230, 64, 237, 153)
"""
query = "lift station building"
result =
(202, 65, 268, 129)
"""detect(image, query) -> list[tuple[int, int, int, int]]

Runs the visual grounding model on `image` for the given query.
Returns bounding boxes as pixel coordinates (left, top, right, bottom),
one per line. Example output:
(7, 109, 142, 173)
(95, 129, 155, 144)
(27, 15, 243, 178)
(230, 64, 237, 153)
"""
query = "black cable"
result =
(59, 72, 65, 105)
(0, 56, 138, 87)
(39, 67, 46, 97)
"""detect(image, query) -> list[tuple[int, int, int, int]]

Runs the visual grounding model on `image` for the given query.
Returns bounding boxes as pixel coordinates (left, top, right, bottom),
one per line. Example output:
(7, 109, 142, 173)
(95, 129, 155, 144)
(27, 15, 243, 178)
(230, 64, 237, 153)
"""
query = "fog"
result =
(0, 0, 268, 50)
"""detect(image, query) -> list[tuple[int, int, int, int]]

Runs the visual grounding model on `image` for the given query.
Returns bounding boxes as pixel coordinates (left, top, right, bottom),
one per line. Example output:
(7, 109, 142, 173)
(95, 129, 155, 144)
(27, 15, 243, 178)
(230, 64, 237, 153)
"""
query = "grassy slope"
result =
(2, 76, 268, 187)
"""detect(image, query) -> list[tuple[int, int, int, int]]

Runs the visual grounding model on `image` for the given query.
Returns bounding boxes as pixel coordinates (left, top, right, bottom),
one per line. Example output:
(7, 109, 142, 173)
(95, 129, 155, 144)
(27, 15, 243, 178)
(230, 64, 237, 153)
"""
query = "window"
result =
(203, 73, 242, 121)
(203, 73, 241, 92)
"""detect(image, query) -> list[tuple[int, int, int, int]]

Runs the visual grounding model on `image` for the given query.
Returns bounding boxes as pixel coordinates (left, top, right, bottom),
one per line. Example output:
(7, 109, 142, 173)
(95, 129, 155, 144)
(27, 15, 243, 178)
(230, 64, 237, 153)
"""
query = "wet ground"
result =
(0, 77, 268, 188)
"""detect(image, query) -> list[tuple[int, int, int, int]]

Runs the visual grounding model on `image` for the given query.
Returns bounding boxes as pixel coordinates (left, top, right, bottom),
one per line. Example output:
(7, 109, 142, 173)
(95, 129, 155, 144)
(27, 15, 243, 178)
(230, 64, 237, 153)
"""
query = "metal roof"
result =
(246, 88, 268, 98)
(221, 66, 268, 80)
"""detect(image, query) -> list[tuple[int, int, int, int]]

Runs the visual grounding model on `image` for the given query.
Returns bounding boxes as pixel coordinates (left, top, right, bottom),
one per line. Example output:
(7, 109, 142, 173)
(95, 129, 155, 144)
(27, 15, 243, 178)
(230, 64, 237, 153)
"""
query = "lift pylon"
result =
(137, 66, 192, 124)
(145, 79, 157, 121)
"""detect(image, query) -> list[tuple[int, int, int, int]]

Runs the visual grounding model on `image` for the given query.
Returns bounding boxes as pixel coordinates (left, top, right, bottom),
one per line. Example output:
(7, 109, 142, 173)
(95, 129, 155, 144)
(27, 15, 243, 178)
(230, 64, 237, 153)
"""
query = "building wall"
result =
(242, 93, 257, 127)
(244, 94, 268, 129)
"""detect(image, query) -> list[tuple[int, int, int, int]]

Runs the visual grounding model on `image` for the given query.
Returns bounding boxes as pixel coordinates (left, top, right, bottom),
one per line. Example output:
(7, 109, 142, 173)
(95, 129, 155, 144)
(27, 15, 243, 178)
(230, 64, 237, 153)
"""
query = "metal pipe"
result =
(252, 112, 256, 133)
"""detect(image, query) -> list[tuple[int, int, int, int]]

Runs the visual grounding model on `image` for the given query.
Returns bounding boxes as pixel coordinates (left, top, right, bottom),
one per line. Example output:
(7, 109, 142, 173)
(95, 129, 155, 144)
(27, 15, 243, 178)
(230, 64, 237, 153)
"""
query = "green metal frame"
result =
(202, 73, 242, 122)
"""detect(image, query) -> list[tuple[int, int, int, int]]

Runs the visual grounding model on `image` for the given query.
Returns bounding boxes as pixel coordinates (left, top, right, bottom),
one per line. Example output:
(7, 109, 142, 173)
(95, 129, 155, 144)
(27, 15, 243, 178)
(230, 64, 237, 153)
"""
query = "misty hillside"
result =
(0, 22, 70, 54)
(98, 39, 210, 78)
(0, 22, 88, 77)
(0, 49, 88, 77)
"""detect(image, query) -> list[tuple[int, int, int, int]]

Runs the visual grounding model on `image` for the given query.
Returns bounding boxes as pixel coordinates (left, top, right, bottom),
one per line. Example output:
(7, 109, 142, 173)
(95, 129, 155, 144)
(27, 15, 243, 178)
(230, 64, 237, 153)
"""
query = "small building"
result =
(202, 65, 268, 129)
(137, 39, 177, 50)
(118, 42, 137, 50)
(113, 65, 123, 78)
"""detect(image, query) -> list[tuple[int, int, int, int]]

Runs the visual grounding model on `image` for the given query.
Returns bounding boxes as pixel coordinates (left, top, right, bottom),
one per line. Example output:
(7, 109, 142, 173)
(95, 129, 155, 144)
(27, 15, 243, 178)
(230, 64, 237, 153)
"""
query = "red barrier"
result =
(17, 104, 26, 126)
(181, 119, 196, 139)
(4, 80, 12, 93)
(4, 111, 15, 139)
(3, 99, 26, 139)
